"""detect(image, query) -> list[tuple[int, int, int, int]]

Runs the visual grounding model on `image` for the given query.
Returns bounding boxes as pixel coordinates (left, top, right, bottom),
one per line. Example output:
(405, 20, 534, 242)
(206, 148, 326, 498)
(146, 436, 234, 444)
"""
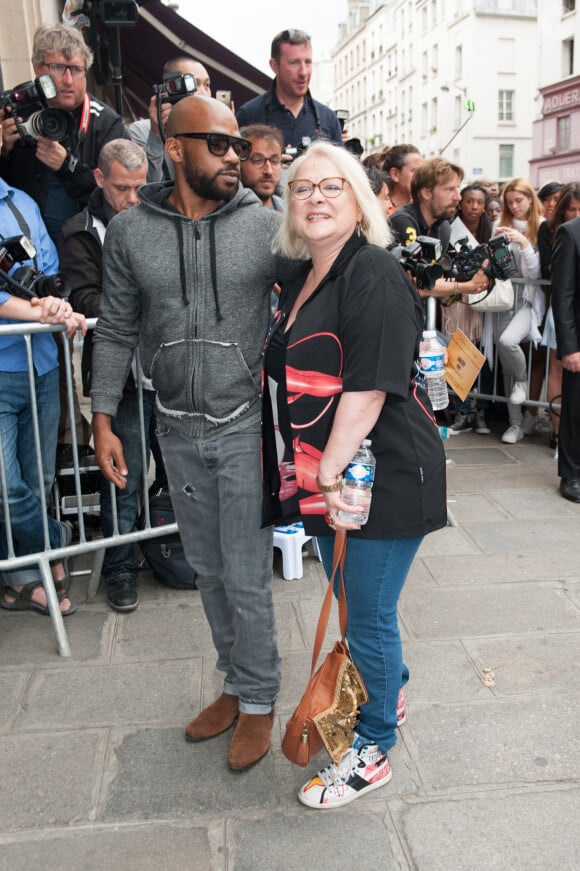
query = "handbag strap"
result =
(310, 531, 348, 675)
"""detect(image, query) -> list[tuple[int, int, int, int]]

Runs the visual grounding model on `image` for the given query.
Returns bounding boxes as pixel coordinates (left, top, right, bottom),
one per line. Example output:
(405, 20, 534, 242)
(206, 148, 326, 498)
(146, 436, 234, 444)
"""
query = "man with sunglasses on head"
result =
(236, 29, 343, 157)
(0, 24, 127, 242)
(239, 124, 284, 211)
(91, 96, 289, 772)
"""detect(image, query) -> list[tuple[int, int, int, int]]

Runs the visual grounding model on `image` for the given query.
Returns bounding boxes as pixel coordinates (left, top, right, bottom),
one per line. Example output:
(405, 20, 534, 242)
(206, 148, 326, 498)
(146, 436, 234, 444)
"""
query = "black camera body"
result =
(284, 136, 312, 161)
(0, 75, 75, 144)
(391, 235, 444, 291)
(447, 235, 514, 283)
(153, 71, 197, 106)
(0, 235, 68, 301)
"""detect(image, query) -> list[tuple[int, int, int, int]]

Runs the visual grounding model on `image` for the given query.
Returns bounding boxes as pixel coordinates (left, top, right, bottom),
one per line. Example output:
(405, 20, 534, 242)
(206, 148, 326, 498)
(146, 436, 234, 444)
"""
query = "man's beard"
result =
(183, 162, 239, 202)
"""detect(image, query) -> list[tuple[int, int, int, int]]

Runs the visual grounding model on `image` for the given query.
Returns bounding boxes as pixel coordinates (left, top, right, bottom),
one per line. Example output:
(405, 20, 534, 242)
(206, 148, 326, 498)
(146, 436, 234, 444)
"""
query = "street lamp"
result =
(439, 82, 476, 154)
(441, 82, 467, 96)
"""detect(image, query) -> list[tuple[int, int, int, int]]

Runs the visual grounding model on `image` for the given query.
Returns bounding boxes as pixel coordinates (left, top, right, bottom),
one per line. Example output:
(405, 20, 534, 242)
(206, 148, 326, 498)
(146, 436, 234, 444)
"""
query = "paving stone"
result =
(445, 492, 509, 523)
(0, 823, 222, 871)
(0, 671, 29, 731)
(402, 640, 487, 702)
(416, 526, 479, 558)
(0, 609, 114, 667)
(100, 727, 275, 820)
(112, 601, 213, 661)
(15, 660, 199, 730)
(404, 695, 580, 790)
(490, 487, 576, 519)
(274, 599, 308, 650)
(464, 633, 580, 695)
(422, 552, 580, 585)
(397, 790, 580, 871)
(400, 582, 580, 640)
(0, 731, 104, 831)
(463, 518, 580, 554)
(229, 813, 403, 871)
(446, 446, 516, 466)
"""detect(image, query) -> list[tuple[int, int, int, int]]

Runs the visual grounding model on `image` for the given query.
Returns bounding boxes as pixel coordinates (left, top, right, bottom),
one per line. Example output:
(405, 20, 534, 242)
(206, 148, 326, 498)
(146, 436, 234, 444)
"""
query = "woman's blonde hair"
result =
(500, 178, 543, 245)
(273, 141, 392, 259)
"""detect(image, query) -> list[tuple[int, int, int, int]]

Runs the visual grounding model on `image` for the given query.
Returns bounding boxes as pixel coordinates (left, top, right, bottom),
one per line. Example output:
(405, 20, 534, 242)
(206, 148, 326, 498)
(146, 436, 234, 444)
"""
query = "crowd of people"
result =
(1, 21, 580, 810)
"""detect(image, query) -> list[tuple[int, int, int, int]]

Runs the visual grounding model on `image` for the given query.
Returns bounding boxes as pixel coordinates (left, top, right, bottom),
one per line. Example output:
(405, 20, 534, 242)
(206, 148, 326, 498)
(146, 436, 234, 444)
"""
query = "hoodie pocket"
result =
(151, 339, 259, 422)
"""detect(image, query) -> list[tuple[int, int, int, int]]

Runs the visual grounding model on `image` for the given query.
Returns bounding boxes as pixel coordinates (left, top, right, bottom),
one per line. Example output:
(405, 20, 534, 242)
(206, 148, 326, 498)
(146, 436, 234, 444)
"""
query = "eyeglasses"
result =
(288, 177, 348, 200)
(172, 132, 252, 160)
(42, 62, 87, 79)
(247, 154, 282, 168)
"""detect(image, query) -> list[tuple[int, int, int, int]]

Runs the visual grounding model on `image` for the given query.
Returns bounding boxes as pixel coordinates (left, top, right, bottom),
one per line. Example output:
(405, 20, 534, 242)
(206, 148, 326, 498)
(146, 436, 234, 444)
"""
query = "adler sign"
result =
(543, 88, 580, 115)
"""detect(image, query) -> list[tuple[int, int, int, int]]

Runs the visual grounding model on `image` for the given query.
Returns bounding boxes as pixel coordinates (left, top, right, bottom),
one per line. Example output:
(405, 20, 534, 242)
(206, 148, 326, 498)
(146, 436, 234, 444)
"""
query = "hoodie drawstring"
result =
(208, 217, 223, 322)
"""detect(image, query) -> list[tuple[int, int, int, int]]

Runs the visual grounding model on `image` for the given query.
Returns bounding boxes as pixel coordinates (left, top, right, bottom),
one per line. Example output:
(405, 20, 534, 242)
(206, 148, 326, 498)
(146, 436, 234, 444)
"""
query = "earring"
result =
(356, 220, 363, 237)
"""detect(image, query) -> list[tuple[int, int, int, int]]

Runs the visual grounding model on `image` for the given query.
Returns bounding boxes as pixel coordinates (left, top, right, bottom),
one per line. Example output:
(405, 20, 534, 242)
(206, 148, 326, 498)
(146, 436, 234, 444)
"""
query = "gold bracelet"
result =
(316, 474, 343, 493)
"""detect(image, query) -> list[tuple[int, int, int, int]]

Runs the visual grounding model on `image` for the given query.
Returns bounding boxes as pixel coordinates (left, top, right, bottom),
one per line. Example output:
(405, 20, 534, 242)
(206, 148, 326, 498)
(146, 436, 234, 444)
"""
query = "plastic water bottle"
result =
(338, 440, 376, 525)
(419, 330, 449, 410)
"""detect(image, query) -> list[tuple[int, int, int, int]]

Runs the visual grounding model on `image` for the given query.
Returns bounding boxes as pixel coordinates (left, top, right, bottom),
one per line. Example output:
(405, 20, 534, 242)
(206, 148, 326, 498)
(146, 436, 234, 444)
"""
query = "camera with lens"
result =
(153, 71, 197, 106)
(391, 235, 444, 291)
(0, 235, 68, 301)
(446, 235, 514, 283)
(0, 75, 76, 144)
(284, 136, 312, 162)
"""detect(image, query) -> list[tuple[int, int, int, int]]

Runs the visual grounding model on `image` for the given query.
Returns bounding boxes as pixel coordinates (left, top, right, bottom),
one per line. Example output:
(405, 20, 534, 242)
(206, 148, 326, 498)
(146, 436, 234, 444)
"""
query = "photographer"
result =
(0, 24, 127, 243)
(128, 57, 212, 183)
(236, 29, 343, 156)
(0, 132, 86, 616)
(389, 157, 489, 300)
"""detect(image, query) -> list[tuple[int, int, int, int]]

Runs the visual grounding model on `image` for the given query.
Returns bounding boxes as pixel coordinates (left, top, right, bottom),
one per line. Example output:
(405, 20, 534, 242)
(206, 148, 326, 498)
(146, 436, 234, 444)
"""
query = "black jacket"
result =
(58, 187, 130, 396)
(389, 201, 452, 251)
(262, 234, 447, 539)
(0, 95, 127, 217)
(552, 217, 580, 359)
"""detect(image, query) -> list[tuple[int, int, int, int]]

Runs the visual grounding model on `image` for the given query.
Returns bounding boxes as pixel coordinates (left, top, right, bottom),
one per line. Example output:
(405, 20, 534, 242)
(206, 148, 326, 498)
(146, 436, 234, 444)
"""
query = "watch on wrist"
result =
(316, 474, 343, 493)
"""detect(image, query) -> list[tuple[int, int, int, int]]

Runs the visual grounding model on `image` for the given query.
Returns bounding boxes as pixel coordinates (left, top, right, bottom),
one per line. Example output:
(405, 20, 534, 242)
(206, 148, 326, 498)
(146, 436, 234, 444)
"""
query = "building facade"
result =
(332, 0, 538, 182)
(529, 0, 580, 186)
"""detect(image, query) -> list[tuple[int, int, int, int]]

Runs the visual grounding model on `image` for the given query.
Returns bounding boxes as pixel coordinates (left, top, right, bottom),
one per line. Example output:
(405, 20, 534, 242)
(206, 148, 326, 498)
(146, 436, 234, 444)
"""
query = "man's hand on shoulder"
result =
(35, 137, 67, 172)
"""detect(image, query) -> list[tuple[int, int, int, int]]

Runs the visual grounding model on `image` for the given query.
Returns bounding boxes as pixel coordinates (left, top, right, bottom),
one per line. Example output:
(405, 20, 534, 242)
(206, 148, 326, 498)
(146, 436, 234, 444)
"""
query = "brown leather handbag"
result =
(281, 531, 368, 767)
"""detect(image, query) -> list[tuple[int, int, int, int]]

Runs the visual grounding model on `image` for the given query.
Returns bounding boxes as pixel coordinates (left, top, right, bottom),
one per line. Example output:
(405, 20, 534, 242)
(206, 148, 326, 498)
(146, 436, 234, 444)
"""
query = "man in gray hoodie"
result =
(91, 96, 285, 771)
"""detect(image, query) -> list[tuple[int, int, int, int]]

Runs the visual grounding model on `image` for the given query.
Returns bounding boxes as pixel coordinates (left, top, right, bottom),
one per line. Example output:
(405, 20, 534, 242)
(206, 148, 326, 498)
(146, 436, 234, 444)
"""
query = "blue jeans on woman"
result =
(317, 534, 422, 754)
(0, 366, 64, 587)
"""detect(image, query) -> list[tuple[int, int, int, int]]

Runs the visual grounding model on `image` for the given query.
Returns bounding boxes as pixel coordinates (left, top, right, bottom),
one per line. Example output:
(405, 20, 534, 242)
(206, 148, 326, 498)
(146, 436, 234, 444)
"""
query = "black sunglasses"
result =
(172, 132, 252, 161)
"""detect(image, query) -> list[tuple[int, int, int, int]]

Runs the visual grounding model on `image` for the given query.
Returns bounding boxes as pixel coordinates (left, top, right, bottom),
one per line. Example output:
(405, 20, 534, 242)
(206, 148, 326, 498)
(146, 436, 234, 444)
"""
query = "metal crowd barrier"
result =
(0, 283, 560, 656)
(0, 319, 177, 657)
(427, 277, 561, 416)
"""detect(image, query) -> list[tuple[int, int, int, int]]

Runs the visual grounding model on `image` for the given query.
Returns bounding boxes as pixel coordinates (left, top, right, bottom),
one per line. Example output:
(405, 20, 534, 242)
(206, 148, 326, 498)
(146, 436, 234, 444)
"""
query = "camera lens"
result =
(28, 109, 75, 142)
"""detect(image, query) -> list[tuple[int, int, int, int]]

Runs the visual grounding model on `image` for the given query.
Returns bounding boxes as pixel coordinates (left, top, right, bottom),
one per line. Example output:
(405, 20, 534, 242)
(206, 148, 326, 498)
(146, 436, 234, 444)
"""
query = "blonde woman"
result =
(495, 178, 545, 444)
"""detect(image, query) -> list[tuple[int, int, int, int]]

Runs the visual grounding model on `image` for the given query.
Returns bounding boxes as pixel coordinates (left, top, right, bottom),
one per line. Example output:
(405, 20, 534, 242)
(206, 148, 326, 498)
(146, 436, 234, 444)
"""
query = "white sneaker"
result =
(509, 381, 527, 405)
(502, 424, 524, 444)
(474, 410, 491, 434)
(298, 733, 392, 809)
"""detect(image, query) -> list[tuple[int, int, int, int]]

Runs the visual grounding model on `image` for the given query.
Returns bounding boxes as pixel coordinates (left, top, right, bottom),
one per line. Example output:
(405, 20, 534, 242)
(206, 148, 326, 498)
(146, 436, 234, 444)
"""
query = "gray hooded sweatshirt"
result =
(91, 181, 287, 439)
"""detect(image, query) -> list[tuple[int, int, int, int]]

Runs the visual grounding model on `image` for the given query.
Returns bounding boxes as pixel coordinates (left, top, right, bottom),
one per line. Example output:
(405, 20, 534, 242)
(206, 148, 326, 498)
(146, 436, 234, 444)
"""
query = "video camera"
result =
(391, 236, 445, 291)
(0, 75, 75, 145)
(284, 136, 312, 162)
(0, 236, 68, 301)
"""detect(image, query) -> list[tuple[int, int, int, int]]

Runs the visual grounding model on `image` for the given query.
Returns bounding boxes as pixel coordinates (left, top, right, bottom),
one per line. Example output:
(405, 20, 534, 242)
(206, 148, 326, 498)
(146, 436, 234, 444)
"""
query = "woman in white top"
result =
(495, 178, 545, 444)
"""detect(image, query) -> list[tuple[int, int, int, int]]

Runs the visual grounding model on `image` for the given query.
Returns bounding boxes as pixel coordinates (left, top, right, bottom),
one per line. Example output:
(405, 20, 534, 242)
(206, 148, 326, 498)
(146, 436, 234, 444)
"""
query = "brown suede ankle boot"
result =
(228, 711, 274, 771)
(185, 693, 239, 742)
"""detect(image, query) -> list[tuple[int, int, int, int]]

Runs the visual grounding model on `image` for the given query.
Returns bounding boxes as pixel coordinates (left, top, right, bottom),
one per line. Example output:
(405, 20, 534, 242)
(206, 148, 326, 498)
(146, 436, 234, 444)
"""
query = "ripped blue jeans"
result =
(156, 422, 281, 713)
